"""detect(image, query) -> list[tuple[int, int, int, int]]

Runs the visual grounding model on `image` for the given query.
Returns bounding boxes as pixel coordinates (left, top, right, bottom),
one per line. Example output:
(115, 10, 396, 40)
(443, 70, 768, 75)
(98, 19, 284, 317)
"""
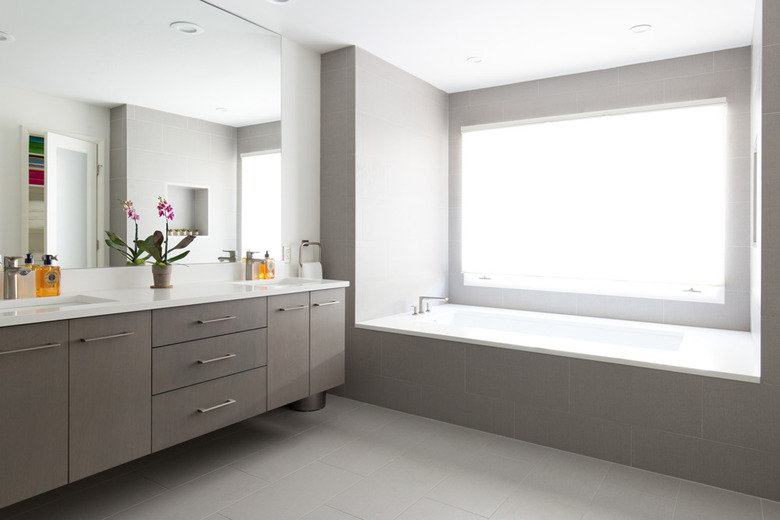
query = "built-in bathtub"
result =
(358, 304, 759, 382)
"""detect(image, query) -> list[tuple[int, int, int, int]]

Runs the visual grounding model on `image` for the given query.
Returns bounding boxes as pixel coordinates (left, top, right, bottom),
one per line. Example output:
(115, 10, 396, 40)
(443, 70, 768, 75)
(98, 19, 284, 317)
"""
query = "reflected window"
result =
(241, 151, 281, 259)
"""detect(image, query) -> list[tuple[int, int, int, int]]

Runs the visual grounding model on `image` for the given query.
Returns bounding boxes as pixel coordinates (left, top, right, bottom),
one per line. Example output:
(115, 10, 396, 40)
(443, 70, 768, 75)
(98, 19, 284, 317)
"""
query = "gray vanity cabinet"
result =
(310, 288, 345, 395)
(267, 289, 346, 409)
(0, 321, 68, 509)
(267, 292, 311, 409)
(151, 299, 269, 452)
(68, 311, 152, 482)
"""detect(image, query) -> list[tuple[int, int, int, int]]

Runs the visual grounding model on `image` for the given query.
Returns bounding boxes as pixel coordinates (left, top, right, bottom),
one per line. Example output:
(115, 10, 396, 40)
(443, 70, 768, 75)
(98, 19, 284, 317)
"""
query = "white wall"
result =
(353, 48, 450, 321)
(281, 37, 322, 276)
(0, 85, 110, 258)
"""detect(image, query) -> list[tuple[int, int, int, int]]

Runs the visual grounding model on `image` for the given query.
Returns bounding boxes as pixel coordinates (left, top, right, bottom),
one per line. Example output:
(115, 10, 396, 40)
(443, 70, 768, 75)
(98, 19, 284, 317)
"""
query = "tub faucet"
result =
(419, 296, 448, 313)
(3, 256, 32, 300)
(245, 251, 262, 280)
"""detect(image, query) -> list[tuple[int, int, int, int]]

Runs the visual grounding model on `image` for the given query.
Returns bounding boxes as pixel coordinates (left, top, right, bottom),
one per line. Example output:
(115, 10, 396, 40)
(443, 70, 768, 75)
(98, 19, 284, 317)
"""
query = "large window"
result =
(461, 100, 727, 302)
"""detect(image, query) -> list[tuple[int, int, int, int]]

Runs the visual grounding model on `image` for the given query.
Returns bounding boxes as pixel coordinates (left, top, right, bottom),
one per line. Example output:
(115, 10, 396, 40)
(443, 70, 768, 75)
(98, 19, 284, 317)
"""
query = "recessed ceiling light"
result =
(170, 21, 205, 35)
(0, 31, 16, 43)
(267, 0, 296, 4)
(466, 56, 483, 64)
(629, 24, 653, 34)
(215, 107, 228, 113)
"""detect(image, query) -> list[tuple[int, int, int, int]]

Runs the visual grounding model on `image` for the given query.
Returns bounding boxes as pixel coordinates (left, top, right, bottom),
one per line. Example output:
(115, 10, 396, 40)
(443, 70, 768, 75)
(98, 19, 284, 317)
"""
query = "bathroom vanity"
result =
(0, 279, 347, 509)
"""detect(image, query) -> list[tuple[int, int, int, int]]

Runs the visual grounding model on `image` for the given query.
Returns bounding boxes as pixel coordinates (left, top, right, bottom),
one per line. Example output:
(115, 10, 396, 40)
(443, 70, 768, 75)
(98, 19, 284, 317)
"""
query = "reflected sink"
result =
(0, 295, 117, 316)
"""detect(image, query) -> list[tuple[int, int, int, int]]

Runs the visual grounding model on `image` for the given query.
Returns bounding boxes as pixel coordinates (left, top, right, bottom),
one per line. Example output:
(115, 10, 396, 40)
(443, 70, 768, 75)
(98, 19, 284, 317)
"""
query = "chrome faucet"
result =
(418, 296, 448, 313)
(3, 256, 32, 300)
(218, 250, 237, 263)
(245, 251, 262, 280)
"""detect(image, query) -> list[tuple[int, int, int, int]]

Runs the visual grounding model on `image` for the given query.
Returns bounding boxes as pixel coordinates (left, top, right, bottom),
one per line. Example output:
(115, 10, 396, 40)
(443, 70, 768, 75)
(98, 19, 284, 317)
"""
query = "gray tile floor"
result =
(2, 396, 779, 520)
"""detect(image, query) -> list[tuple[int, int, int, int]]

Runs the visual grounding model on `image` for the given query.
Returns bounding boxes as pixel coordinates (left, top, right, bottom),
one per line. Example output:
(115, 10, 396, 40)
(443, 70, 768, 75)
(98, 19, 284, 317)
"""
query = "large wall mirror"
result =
(0, 0, 281, 268)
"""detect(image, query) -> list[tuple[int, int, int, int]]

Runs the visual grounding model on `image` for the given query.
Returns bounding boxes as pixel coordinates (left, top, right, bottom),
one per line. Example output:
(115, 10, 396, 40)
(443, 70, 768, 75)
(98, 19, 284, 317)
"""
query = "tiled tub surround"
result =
(449, 47, 752, 331)
(359, 304, 757, 382)
(321, 41, 780, 502)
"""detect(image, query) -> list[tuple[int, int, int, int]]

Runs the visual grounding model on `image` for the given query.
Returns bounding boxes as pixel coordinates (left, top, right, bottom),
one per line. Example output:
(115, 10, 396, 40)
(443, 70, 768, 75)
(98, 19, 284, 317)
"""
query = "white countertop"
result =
(0, 278, 349, 327)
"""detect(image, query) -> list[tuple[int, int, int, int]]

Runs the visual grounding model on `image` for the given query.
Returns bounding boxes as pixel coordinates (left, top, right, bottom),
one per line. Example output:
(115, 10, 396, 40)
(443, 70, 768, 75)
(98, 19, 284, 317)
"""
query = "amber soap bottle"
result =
(35, 254, 61, 297)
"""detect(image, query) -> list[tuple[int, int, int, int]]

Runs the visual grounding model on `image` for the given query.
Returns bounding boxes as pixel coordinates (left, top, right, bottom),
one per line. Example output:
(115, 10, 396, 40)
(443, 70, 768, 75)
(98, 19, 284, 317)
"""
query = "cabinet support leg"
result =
(289, 392, 326, 412)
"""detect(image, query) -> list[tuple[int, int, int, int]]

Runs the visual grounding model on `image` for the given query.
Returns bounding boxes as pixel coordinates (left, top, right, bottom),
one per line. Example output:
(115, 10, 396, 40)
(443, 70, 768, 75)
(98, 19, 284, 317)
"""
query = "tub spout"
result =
(419, 296, 448, 313)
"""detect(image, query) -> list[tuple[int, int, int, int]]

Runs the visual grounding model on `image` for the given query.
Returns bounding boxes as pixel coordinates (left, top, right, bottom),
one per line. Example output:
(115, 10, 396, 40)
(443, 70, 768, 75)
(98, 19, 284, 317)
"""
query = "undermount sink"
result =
(0, 295, 117, 315)
(234, 278, 320, 289)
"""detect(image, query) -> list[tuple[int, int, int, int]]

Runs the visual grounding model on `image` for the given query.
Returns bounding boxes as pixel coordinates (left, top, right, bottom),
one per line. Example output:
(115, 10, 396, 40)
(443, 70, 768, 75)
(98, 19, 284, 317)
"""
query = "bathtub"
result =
(357, 304, 759, 382)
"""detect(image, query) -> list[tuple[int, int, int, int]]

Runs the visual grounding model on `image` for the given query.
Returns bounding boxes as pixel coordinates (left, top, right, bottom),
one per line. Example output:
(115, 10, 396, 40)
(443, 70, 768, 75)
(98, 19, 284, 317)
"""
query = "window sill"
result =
(463, 273, 725, 304)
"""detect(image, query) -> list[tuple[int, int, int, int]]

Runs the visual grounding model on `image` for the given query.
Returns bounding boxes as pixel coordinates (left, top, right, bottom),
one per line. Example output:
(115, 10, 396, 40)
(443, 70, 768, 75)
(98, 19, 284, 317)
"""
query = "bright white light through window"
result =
(461, 101, 727, 300)
(241, 151, 281, 259)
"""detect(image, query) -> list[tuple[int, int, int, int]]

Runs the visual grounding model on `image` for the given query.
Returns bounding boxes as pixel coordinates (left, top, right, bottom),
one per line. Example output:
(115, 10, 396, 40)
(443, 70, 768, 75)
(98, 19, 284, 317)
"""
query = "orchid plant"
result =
(104, 199, 147, 264)
(137, 196, 195, 265)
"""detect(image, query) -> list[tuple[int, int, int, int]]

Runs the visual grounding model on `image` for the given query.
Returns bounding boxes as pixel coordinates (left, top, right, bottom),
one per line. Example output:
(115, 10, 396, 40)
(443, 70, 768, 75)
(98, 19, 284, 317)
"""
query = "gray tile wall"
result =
(322, 24, 780, 501)
(109, 104, 238, 265)
(450, 48, 752, 331)
(762, 0, 780, 389)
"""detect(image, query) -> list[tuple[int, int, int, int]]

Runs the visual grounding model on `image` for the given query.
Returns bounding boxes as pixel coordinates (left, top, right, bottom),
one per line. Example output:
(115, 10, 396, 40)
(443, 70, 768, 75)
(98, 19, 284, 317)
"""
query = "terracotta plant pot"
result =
(151, 264, 173, 288)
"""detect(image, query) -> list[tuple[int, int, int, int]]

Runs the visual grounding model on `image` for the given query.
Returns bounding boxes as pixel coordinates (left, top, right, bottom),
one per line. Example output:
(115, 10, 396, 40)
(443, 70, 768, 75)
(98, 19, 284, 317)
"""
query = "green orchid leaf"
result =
(166, 250, 190, 263)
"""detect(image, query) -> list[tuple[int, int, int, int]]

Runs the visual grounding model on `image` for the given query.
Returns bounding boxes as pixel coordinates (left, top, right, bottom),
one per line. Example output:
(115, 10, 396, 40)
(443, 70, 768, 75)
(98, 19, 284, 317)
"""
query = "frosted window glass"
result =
(461, 102, 727, 293)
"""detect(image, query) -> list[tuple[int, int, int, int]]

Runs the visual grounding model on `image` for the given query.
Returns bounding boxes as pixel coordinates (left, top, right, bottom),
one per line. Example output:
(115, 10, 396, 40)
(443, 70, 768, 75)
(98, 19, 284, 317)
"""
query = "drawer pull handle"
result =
(313, 301, 340, 307)
(197, 399, 237, 413)
(197, 353, 237, 364)
(197, 316, 238, 324)
(279, 305, 309, 312)
(0, 343, 61, 356)
(80, 331, 135, 343)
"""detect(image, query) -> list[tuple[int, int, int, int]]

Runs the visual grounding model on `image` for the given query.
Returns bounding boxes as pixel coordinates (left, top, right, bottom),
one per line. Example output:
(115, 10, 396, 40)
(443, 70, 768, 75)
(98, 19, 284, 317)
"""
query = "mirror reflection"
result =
(0, 0, 281, 268)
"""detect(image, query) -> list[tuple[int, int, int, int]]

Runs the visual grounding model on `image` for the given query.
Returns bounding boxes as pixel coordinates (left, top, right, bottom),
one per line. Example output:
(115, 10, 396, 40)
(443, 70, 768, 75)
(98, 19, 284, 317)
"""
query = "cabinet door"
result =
(0, 321, 68, 509)
(267, 292, 310, 409)
(69, 311, 152, 482)
(310, 288, 345, 394)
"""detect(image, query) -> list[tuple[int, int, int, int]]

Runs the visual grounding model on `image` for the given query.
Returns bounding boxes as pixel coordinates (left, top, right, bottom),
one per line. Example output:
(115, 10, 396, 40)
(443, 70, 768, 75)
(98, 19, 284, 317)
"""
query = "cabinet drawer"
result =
(153, 297, 267, 347)
(152, 367, 267, 452)
(153, 328, 267, 394)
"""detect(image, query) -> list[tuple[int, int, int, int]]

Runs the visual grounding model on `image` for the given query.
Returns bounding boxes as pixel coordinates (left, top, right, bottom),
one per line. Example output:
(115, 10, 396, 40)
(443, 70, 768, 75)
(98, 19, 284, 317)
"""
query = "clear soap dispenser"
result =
(19, 253, 38, 298)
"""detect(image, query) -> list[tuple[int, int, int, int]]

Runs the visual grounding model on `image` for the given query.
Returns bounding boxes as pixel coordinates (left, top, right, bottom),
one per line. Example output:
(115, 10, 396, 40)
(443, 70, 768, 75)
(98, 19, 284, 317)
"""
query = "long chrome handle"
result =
(0, 343, 61, 356)
(312, 301, 340, 307)
(197, 353, 237, 364)
(197, 316, 237, 324)
(80, 331, 134, 343)
(278, 305, 309, 312)
(197, 399, 237, 413)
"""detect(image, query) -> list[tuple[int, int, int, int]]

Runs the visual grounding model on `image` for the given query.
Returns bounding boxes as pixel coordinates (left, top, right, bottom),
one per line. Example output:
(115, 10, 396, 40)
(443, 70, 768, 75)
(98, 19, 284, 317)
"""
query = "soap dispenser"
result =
(19, 253, 38, 298)
(36, 254, 60, 297)
(263, 251, 275, 279)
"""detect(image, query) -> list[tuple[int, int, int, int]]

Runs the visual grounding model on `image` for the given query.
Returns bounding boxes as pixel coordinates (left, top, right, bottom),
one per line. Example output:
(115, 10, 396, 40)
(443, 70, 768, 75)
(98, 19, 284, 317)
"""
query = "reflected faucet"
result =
(418, 296, 448, 313)
(3, 256, 32, 300)
(218, 250, 237, 263)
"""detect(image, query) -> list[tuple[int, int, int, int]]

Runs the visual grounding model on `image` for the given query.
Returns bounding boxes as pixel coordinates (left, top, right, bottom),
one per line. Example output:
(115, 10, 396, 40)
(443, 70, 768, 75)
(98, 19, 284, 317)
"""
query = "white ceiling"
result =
(0, 0, 756, 126)
(210, 0, 756, 93)
(0, 0, 281, 126)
